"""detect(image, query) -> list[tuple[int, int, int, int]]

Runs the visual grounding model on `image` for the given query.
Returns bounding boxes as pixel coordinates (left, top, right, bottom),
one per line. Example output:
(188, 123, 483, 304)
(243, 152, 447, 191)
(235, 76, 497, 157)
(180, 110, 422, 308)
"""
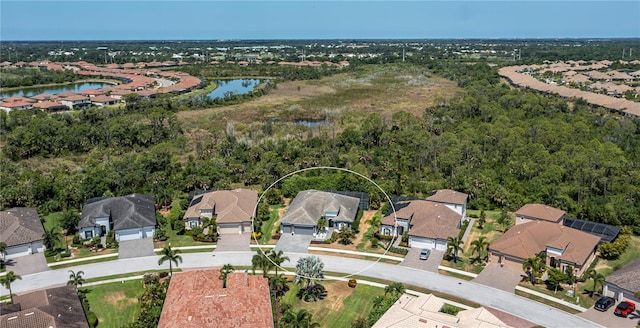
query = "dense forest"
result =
(1, 56, 639, 234)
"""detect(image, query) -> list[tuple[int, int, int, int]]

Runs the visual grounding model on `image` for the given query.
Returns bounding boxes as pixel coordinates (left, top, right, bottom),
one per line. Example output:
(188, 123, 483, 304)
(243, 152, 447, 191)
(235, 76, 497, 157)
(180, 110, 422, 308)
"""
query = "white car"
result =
(419, 249, 430, 260)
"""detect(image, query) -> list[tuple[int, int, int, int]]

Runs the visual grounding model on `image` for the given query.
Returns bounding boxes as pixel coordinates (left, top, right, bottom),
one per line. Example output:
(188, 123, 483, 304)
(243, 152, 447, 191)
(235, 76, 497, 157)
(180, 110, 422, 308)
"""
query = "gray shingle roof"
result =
(606, 257, 640, 295)
(0, 285, 90, 328)
(79, 194, 156, 230)
(0, 208, 44, 247)
(281, 190, 359, 226)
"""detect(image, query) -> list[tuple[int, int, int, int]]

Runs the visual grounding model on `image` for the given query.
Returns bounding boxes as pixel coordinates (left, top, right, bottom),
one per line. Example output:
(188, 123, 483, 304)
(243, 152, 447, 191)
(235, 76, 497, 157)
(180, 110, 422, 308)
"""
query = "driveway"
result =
(577, 300, 639, 328)
(214, 232, 251, 252)
(118, 238, 155, 259)
(399, 248, 443, 272)
(473, 262, 523, 292)
(274, 233, 313, 253)
(6, 254, 49, 275)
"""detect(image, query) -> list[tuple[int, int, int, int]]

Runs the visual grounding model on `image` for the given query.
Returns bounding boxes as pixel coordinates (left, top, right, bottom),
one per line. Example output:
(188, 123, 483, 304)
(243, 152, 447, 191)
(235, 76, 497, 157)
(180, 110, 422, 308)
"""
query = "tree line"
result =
(1, 61, 639, 234)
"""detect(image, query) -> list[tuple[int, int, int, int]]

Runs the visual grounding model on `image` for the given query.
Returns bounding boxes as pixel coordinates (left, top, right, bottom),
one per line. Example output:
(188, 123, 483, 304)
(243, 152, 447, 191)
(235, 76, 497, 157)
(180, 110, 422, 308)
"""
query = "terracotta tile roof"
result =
(158, 269, 273, 328)
(0, 208, 44, 247)
(90, 95, 118, 103)
(33, 101, 68, 110)
(3, 96, 36, 103)
(61, 95, 90, 102)
(30, 93, 59, 101)
(56, 91, 80, 98)
(605, 257, 640, 294)
(426, 189, 468, 205)
(185, 189, 257, 224)
(515, 204, 565, 223)
(489, 220, 600, 266)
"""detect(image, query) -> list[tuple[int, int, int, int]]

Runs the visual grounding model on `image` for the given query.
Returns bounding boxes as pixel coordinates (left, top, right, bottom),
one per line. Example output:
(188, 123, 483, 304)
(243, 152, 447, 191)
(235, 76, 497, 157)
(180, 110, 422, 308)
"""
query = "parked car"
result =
(614, 301, 636, 317)
(419, 248, 430, 260)
(594, 296, 616, 311)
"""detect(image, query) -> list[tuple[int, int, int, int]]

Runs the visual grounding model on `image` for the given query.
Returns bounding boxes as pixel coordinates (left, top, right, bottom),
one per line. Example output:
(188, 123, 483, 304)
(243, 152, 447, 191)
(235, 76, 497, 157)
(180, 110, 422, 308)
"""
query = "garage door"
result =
(294, 226, 315, 236)
(117, 230, 140, 241)
(409, 236, 435, 249)
(219, 224, 242, 234)
(435, 240, 448, 251)
(6, 244, 30, 259)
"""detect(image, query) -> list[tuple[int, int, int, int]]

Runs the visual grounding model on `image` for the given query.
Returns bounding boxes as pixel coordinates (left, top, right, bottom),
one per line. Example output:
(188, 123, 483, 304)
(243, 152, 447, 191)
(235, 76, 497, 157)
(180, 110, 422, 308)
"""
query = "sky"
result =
(1, 1, 639, 41)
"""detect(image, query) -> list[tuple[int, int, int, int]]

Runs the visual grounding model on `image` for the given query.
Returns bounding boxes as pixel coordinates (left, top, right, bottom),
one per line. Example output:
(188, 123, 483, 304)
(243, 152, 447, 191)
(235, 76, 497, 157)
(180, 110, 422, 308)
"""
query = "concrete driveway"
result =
(577, 300, 639, 328)
(118, 238, 155, 259)
(399, 248, 443, 272)
(274, 233, 312, 253)
(214, 232, 251, 252)
(473, 262, 523, 292)
(6, 254, 49, 275)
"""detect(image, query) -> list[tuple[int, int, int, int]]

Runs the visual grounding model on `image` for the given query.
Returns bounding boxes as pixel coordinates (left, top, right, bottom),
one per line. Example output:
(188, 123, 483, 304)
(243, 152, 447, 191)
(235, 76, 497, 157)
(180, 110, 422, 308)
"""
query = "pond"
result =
(206, 79, 266, 100)
(0, 82, 114, 98)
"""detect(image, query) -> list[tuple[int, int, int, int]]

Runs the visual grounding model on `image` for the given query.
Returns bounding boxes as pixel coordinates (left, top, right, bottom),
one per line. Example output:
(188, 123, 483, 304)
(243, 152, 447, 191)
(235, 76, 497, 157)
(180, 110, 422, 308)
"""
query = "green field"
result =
(85, 280, 144, 328)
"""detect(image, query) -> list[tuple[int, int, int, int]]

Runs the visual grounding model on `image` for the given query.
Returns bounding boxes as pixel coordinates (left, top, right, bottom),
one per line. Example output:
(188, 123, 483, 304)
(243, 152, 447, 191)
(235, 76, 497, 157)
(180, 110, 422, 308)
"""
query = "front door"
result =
(100, 225, 107, 236)
(549, 257, 556, 268)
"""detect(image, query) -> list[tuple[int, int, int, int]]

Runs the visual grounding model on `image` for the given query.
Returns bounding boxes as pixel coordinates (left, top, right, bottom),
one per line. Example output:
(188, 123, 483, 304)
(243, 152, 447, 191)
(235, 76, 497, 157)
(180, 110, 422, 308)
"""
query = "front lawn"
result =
(280, 280, 382, 328)
(517, 280, 596, 310)
(258, 205, 282, 244)
(85, 280, 144, 328)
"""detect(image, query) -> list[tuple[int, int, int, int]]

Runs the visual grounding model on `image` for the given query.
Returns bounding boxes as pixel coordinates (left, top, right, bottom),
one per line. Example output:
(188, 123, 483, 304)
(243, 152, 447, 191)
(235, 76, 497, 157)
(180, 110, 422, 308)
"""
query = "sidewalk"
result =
(515, 285, 588, 312)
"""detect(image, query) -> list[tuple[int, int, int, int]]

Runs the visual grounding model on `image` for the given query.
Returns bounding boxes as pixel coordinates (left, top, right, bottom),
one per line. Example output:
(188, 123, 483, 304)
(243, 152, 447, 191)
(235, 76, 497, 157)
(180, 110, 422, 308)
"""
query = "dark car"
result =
(594, 296, 616, 311)
(614, 301, 636, 317)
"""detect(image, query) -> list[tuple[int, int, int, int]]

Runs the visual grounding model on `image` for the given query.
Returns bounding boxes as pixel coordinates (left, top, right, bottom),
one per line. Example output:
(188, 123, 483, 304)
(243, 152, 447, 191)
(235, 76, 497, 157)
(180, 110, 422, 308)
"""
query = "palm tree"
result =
(295, 256, 326, 302)
(42, 227, 63, 250)
(522, 257, 540, 284)
(317, 218, 328, 233)
(219, 264, 234, 288)
(0, 271, 22, 303)
(267, 249, 290, 276)
(0, 241, 7, 268)
(157, 245, 182, 276)
(585, 268, 605, 297)
(470, 236, 489, 263)
(252, 249, 274, 277)
(280, 308, 320, 328)
(67, 270, 85, 288)
(269, 274, 289, 299)
(446, 236, 463, 263)
(384, 282, 405, 298)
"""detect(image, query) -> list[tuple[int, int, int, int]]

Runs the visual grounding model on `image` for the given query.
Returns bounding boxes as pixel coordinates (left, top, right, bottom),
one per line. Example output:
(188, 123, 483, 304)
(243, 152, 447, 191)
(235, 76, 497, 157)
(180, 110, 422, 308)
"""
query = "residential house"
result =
(488, 220, 600, 276)
(158, 269, 273, 328)
(0, 101, 34, 111)
(183, 189, 257, 234)
(90, 95, 119, 106)
(426, 189, 468, 217)
(78, 194, 156, 241)
(60, 95, 91, 109)
(373, 293, 512, 328)
(33, 101, 69, 112)
(0, 208, 45, 259)
(280, 190, 359, 236)
(603, 258, 640, 302)
(514, 203, 565, 225)
(0, 285, 89, 328)
(379, 198, 463, 251)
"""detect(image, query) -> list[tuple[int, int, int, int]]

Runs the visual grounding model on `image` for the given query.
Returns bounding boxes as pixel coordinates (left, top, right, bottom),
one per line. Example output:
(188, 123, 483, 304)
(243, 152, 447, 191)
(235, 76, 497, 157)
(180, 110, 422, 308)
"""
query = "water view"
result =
(0, 82, 114, 98)
(206, 79, 266, 100)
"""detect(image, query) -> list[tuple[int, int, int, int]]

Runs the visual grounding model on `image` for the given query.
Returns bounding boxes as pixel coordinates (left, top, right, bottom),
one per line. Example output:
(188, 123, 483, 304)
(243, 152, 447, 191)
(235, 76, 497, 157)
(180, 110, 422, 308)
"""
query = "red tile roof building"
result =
(158, 269, 273, 328)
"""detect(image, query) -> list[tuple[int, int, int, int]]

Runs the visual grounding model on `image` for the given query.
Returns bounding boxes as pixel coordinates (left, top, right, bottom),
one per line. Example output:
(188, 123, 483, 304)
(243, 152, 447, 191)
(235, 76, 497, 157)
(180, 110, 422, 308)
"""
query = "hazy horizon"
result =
(2, 1, 639, 41)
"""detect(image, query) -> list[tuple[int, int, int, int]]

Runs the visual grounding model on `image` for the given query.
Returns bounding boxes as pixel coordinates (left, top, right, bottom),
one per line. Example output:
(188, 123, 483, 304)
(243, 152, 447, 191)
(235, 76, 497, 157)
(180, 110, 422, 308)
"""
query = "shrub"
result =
(60, 250, 71, 258)
(325, 231, 339, 244)
(348, 278, 357, 288)
(387, 246, 408, 255)
(86, 311, 99, 328)
(72, 234, 81, 246)
(599, 234, 629, 260)
(371, 238, 379, 248)
(374, 232, 394, 241)
(440, 304, 461, 315)
(251, 231, 262, 239)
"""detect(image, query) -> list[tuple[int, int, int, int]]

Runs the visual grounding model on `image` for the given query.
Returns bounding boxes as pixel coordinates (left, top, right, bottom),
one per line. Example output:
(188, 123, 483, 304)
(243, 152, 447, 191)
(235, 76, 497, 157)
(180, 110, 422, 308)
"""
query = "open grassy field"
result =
(281, 280, 382, 327)
(85, 280, 144, 328)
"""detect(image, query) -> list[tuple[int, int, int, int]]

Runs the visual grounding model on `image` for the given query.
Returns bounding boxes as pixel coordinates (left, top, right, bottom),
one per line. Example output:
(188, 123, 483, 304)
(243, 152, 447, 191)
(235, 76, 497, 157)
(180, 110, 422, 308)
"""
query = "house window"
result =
(383, 228, 391, 236)
(86, 230, 93, 239)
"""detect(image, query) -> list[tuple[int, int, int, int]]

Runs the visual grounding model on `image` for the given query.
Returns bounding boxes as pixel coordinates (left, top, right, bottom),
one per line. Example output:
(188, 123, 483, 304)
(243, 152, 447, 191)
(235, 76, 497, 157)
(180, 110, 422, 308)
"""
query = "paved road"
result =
(153, 77, 174, 88)
(0, 252, 603, 328)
